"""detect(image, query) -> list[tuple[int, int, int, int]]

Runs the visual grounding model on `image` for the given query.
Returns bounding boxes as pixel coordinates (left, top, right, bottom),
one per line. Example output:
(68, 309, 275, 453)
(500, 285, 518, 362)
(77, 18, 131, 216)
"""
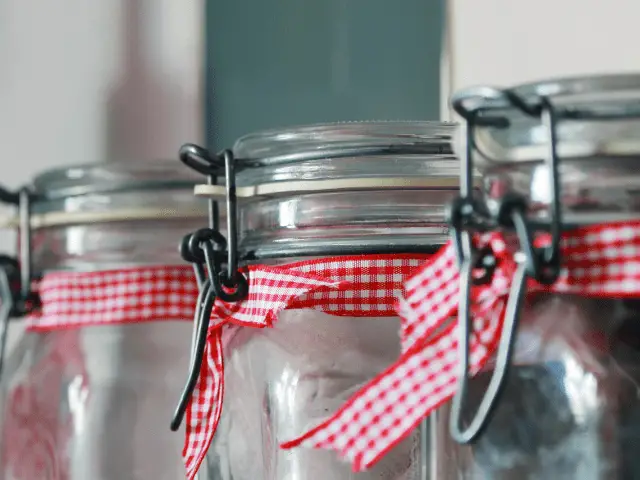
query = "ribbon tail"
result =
(399, 243, 460, 352)
(183, 329, 224, 480)
(397, 293, 457, 353)
(281, 322, 459, 471)
(184, 267, 347, 479)
(282, 299, 506, 472)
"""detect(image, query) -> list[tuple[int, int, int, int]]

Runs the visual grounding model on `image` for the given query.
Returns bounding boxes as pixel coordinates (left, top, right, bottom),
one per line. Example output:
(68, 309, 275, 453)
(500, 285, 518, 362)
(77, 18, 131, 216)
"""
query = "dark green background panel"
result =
(206, 0, 444, 149)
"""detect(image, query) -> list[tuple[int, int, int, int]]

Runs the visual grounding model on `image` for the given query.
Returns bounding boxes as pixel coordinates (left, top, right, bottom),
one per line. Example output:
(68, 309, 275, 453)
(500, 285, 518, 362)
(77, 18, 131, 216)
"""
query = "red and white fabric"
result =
(181, 254, 428, 479)
(281, 220, 640, 471)
(28, 266, 199, 331)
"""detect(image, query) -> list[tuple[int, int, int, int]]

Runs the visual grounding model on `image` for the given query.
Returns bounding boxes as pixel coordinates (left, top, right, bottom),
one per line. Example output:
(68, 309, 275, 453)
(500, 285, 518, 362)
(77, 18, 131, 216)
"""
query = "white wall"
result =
(0, 0, 203, 240)
(0, 0, 204, 349)
(449, 0, 640, 94)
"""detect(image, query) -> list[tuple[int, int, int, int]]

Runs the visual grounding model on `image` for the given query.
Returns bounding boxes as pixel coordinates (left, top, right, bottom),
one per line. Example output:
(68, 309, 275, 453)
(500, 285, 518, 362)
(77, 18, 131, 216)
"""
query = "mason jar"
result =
(0, 162, 211, 480)
(435, 74, 640, 479)
(174, 122, 460, 480)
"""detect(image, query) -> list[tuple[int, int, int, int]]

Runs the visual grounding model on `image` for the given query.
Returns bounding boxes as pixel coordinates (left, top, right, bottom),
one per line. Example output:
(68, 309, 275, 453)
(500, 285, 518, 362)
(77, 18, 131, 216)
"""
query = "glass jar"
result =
(436, 74, 640, 479)
(0, 162, 211, 480)
(186, 122, 459, 480)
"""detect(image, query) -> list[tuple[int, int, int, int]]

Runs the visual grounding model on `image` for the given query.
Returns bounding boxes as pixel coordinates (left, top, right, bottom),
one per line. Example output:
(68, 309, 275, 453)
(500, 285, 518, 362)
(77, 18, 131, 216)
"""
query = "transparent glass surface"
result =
(31, 161, 202, 203)
(206, 309, 421, 480)
(459, 74, 640, 165)
(0, 323, 191, 480)
(233, 122, 458, 259)
(435, 295, 640, 479)
(26, 161, 217, 272)
(443, 77, 640, 478)
(233, 122, 455, 169)
(461, 75, 640, 226)
(482, 155, 640, 227)
(31, 218, 207, 272)
(0, 161, 208, 479)
(200, 122, 459, 477)
(239, 190, 452, 259)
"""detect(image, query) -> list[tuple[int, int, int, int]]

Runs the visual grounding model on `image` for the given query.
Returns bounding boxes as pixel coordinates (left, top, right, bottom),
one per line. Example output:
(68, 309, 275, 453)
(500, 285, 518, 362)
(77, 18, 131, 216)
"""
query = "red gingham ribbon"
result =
(27, 266, 199, 331)
(281, 221, 640, 471)
(181, 255, 427, 480)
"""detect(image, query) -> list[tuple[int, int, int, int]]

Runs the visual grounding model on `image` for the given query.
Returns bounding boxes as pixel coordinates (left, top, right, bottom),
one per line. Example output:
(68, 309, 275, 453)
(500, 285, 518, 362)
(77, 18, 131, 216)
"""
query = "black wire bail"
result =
(0, 186, 40, 382)
(170, 144, 249, 431)
(446, 87, 564, 444)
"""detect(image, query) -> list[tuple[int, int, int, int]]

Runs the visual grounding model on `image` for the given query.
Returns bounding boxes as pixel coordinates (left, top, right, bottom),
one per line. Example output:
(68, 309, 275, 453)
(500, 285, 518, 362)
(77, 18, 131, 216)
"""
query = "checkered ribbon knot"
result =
(182, 255, 426, 480)
(280, 220, 640, 471)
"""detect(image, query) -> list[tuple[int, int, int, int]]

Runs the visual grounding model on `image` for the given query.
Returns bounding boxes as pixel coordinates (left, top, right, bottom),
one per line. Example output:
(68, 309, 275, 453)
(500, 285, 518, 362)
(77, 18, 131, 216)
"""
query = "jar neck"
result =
(238, 189, 453, 260)
(483, 155, 640, 227)
(32, 218, 204, 273)
(27, 185, 210, 273)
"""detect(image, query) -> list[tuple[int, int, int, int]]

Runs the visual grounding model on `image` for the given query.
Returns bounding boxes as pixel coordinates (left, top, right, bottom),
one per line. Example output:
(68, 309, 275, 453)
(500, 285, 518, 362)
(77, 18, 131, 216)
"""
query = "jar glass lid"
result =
(16, 161, 207, 228)
(32, 161, 201, 201)
(233, 121, 455, 165)
(219, 121, 460, 192)
(454, 73, 640, 163)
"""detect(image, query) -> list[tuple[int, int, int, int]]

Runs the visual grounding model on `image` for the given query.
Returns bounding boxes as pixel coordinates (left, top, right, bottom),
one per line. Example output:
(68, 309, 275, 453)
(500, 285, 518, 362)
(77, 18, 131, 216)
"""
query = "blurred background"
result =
(1, 0, 639, 346)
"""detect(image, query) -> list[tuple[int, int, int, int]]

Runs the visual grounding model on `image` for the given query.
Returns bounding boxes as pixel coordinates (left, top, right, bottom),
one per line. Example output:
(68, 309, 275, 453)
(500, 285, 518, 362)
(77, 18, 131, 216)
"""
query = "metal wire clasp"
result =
(170, 144, 249, 431)
(446, 87, 563, 444)
(0, 187, 40, 380)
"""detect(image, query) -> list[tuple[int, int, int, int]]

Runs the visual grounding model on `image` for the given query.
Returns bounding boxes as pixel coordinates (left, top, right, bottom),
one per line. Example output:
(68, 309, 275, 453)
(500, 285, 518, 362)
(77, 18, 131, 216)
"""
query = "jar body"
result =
(0, 323, 191, 480)
(192, 122, 458, 478)
(206, 308, 422, 480)
(434, 294, 640, 479)
(439, 75, 640, 479)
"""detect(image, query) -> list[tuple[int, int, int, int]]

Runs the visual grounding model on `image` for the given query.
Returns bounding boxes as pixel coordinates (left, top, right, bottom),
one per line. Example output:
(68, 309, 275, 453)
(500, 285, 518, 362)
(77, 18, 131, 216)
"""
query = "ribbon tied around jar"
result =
(281, 220, 640, 471)
(178, 254, 427, 479)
